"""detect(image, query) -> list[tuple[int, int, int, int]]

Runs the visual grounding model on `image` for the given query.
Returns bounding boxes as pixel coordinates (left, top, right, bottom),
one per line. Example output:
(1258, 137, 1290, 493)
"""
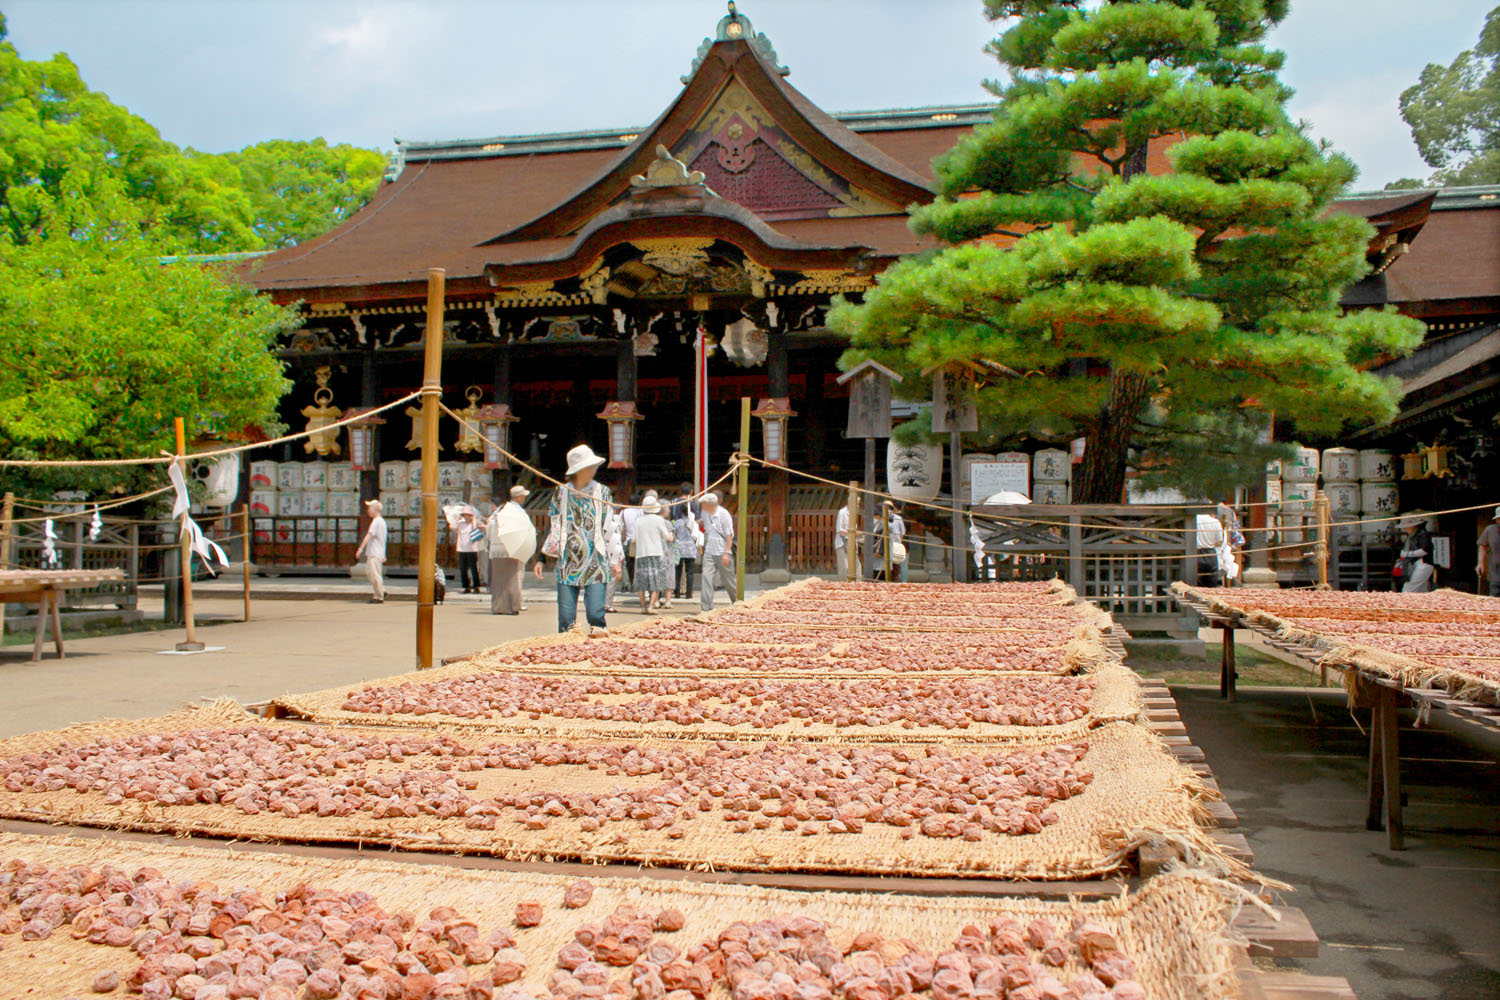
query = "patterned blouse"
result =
(547, 482, 615, 587)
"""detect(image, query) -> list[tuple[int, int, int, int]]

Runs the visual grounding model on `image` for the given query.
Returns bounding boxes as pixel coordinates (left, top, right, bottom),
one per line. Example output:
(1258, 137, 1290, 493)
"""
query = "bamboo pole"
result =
(173, 417, 204, 651)
(415, 267, 446, 670)
(736, 397, 750, 601)
(0, 491, 13, 567)
(1315, 490, 1331, 590)
(846, 480, 858, 582)
(241, 505, 251, 622)
(883, 504, 892, 582)
(950, 427, 965, 583)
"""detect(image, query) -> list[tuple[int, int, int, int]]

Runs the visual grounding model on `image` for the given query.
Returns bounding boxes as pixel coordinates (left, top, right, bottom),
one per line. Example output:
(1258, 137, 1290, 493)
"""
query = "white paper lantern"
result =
(886, 441, 943, 501)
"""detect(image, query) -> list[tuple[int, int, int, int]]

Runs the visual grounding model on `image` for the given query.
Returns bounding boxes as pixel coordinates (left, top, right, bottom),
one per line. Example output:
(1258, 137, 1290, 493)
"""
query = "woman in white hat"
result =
(632, 498, 675, 614)
(535, 444, 617, 632)
(1397, 514, 1435, 593)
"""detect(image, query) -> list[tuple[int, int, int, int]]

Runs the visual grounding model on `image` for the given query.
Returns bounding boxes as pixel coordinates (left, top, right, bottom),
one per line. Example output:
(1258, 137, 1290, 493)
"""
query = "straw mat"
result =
(272, 659, 1143, 743)
(0, 706, 1217, 881)
(0, 832, 1246, 1000)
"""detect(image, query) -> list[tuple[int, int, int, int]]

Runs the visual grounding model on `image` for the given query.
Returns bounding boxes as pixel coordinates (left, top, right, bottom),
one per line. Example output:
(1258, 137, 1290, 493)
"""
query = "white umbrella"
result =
(981, 491, 1032, 506)
(491, 501, 537, 563)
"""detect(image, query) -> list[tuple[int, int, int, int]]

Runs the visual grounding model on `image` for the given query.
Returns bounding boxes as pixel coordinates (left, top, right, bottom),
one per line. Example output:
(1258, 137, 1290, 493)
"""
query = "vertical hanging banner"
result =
(694, 326, 710, 492)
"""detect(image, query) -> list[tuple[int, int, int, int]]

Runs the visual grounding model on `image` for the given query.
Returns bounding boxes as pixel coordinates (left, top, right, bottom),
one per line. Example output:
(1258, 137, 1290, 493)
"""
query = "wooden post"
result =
(882, 503, 891, 581)
(174, 417, 204, 651)
(862, 437, 875, 581)
(736, 397, 750, 601)
(0, 491, 13, 568)
(846, 480, 859, 581)
(416, 268, 445, 670)
(241, 505, 251, 622)
(950, 427, 965, 583)
(1315, 491, 1331, 590)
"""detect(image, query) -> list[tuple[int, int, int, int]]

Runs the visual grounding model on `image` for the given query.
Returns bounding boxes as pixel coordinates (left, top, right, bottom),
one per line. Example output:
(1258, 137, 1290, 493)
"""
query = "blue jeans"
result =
(557, 580, 607, 633)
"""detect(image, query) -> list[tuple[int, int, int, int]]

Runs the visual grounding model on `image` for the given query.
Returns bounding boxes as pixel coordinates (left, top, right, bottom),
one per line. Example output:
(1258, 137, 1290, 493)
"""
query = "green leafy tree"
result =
(832, 0, 1424, 502)
(200, 139, 386, 249)
(1390, 5, 1500, 189)
(0, 234, 294, 494)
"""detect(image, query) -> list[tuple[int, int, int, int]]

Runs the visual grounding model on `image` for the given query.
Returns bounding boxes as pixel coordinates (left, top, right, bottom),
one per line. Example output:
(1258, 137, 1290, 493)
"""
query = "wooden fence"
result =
(6, 516, 141, 611)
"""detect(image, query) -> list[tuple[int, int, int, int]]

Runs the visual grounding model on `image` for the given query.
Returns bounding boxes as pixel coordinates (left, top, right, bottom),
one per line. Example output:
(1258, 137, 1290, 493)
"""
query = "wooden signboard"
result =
(970, 455, 1030, 503)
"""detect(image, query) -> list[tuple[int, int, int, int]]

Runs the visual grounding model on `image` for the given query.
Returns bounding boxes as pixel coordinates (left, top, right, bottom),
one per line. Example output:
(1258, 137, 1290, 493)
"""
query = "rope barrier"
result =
(0, 486, 177, 526)
(437, 402, 743, 513)
(744, 454, 1498, 537)
(0, 390, 423, 469)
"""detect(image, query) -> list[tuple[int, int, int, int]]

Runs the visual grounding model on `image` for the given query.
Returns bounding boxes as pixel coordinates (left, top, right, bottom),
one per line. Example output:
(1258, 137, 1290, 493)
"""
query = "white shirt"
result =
(701, 507, 734, 558)
(834, 507, 852, 550)
(633, 513, 673, 559)
(621, 506, 642, 543)
(361, 515, 388, 562)
(456, 520, 479, 553)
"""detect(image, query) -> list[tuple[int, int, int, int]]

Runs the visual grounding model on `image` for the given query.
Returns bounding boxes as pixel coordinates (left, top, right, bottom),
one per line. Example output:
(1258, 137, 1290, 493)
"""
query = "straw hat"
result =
(565, 444, 607, 476)
(510, 485, 531, 499)
(643, 499, 663, 515)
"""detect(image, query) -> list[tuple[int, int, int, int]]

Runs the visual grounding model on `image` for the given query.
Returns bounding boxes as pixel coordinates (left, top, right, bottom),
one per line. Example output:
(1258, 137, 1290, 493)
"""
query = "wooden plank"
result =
(1254, 972, 1356, 999)
(1204, 799, 1238, 828)
(1236, 906, 1320, 959)
(0, 819, 1127, 899)
(1149, 720, 1188, 736)
(1211, 831, 1253, 865)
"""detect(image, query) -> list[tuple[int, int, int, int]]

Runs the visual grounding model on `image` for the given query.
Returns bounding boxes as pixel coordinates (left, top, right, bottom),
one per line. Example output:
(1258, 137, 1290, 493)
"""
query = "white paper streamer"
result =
(87, 505, 102, 542)
(167, 461, 228, 575)
(41, 519, 59, 568)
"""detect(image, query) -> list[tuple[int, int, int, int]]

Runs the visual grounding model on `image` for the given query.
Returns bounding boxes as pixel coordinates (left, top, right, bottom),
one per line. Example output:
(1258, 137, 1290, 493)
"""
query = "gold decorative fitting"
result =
(300, 385, 343, 456)
(632, 237, 715, 277)
(454, 387, 487, 454)
(581, 265, 613, 305)
(495, 280, 567, 304)
(630, 144, 706, 189)
(744, 260, 776, 297)
(481, 143, 505, 152)
(931, 113, 958, 122)
(308, 302, 346, 314)
(787, 269, 874, 293)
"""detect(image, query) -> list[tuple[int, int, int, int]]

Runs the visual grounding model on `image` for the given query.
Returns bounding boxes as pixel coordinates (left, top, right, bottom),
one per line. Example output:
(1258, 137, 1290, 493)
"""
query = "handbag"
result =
(890, 541, 908, 565)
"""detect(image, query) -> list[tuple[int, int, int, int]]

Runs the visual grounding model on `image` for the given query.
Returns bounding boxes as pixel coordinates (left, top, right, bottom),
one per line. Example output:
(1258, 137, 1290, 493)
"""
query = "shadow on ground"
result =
(1170, 686, 1500, 1000)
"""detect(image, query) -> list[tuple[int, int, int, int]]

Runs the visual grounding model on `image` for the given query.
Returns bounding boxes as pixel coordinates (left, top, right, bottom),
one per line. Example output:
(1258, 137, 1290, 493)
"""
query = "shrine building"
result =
(242, 5, 1500, 579)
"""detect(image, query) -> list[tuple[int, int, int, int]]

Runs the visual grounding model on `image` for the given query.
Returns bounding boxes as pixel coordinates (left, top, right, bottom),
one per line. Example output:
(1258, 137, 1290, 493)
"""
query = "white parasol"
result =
(490, 501, 537, 562)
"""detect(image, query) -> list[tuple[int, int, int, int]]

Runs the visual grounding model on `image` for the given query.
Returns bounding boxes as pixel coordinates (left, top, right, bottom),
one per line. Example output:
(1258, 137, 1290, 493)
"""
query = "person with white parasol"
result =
(486, 485, 536, 615)
(536, 444, 618, 633)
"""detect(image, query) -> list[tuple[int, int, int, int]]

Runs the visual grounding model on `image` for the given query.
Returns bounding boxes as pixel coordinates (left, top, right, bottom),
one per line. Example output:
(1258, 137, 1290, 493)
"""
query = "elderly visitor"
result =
(698, 492, 737, 610)
(354, 498, 387, 603)
(632, 498, 675, 614)
(536, 444, 618, 633)
(485, 484, 535, 615)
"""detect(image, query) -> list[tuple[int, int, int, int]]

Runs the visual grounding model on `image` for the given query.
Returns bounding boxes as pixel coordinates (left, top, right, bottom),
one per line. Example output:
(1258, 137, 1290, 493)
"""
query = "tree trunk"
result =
(1074, 370, 1151, 504)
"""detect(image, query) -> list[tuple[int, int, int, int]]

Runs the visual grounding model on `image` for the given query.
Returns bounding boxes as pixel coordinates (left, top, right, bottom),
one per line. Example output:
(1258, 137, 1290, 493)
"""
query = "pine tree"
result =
(831, 0, 1425, 502)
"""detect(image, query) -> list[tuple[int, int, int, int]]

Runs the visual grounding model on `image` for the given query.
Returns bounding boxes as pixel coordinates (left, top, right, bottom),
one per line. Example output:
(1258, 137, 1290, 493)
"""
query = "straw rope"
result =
(0, 705, 1223, 881)
(0, 832, 1245, 1000)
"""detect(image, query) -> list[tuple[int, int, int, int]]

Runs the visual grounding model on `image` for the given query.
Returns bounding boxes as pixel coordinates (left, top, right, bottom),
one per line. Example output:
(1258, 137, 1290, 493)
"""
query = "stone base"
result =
(1241, 567, 1279, 590)
(906, 567, 930, 582)
(759, 568, 792, 586)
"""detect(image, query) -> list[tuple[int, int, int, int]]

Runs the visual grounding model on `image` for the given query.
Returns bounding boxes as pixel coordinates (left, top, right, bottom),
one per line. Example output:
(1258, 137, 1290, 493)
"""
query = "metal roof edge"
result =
(399, 102, 992, 163)
(1340, 184, 1500, 210)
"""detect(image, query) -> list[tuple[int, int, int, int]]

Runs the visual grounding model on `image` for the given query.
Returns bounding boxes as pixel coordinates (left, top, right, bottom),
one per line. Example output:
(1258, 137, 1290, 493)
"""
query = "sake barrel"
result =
(378, 492, 407, 518)
(1033, 481, 1070, 505)
(886, 440, 943, 501)
(301, 461, 329, 491)
(1360, 480, 1398, 514)
(1325, 484, 1360, 517)
(248, 490, 277, 517)
(301, 492, 329, 516)
(438, 462, 465, 490)
(464, 462, 488, 485)
(251, 518, 273, 543)
(379, 461, 408, 492)
(1281, 481, 1315, 512)
(276, 463, 302, 492)
(326, 491, 360, 517)
(1265, 457, 1282, 478)
(249, 461, 277, 490)
(1282, 445, 1319, 483)
(326, 463, 357, 492)
(1359, 449, 1396, 482)
(276, 491, 303, 517)
(407, 463, 423, 490)
(1032, 449, 1071, 483)
(1264, 477, 1282, 506)
(1322, 447, 1359, 484)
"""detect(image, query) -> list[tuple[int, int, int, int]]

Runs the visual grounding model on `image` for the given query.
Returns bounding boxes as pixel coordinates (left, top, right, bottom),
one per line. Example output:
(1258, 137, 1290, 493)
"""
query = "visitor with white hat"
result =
(1397, 513, 1435, 593)
(1478, 506, 1500, 597)
(535, 443, 618, 632)
(354, 498, 388, 603)
(632, 497, 675, 614)
(697, 492, 738, 611)
(485, 484, 536, 615)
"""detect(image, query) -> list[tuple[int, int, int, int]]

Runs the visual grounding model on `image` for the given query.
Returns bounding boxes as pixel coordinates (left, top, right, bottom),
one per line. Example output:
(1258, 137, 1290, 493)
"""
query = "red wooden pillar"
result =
(764, 330, 791, 582)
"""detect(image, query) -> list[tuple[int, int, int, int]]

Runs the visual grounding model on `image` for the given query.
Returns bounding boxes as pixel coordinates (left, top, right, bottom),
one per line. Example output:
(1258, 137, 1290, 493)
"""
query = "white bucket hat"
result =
(643, 499, 663, 515)
(565, 444, 607, 476)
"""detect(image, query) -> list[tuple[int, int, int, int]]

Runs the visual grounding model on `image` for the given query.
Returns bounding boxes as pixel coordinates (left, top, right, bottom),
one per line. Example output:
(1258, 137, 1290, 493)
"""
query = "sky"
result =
(2, 0, 1494, 190)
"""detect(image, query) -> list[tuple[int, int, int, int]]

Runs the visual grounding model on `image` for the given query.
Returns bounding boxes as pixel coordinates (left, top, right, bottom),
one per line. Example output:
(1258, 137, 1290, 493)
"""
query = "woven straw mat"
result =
(0, 704, 1218, 881)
